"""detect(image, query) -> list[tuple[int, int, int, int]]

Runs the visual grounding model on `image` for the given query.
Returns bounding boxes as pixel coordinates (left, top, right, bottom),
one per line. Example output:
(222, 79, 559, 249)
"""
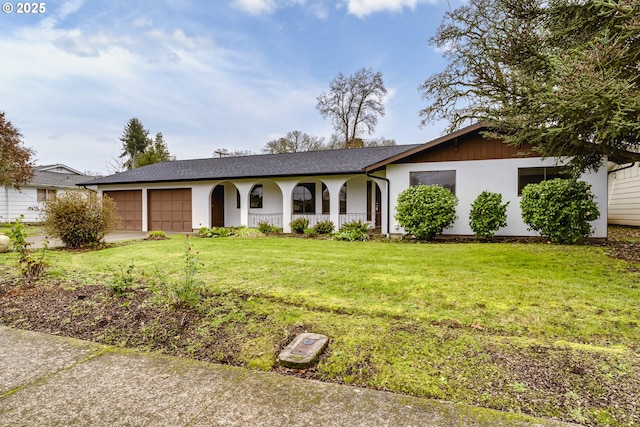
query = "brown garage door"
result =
(148, 189, 192, 232)
(104, 190, 142, 231)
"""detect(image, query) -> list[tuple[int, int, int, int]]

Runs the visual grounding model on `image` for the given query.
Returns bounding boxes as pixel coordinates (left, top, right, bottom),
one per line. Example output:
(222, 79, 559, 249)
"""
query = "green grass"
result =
(44, 236, 639, 346)
(2, 235, 639, 425)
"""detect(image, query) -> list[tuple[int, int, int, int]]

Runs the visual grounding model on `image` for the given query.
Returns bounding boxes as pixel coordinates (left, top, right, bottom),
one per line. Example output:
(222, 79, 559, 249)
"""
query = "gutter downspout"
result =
(366, 171, 391, 237)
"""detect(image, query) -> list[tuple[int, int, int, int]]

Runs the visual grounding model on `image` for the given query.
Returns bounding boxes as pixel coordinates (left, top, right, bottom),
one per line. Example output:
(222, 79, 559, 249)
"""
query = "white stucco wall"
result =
(608, 163, 640, 226)
(386, 157, 608, 238)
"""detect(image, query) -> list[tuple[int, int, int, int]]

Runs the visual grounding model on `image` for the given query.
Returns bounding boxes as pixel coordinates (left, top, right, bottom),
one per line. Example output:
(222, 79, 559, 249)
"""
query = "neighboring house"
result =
(81, 123, 608, 238)
(0, 164, 88, 223)
(608, 162, 640, 226)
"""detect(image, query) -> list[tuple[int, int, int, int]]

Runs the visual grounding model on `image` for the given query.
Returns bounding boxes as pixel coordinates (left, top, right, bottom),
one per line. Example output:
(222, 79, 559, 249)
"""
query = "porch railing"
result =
(338, 213, 372, 228)
(248, 213, 374, 230)
(248, 213, 283, 228)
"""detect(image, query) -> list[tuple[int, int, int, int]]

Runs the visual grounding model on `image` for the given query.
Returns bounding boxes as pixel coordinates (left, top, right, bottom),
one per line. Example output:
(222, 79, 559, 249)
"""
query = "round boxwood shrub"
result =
(41, 190, 120, 248)
(395, 184, 458, 240)
(520, 179, 600, 244)
(469, 191, 509, 239)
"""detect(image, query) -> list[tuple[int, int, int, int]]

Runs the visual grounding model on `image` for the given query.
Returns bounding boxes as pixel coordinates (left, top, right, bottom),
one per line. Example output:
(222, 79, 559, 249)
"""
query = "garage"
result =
(148, 189, 192, 232)
(103, 190, 142, 231)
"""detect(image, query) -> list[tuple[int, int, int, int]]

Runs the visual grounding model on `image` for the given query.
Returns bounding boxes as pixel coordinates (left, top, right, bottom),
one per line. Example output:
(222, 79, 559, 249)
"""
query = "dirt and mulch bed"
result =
(0, 227, 639, 426)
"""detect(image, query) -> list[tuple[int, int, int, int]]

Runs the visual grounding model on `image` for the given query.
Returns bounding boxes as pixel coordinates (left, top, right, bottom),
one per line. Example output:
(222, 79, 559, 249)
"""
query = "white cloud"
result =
(345, 0, 437, 18)
(230, 0, 278, 15)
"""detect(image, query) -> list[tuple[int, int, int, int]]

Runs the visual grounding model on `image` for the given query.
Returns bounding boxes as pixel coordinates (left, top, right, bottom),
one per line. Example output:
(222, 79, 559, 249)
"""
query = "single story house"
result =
(81, 123, 608, 238)
(608, 162, 640, 226)
(1, 164, 88, 223)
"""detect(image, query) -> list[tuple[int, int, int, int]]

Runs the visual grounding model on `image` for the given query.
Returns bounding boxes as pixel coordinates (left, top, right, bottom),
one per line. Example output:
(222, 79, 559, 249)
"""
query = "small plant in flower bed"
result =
(229, 226, 265, 238)
(303, 228, 318, 238)
(469, 191, 509, 239)
(333, 220, 370, 241)
(520, 179, 600, 244)
(146, 230, 168, 240)
(313, 220, 335, 235)
(106, 261, 136, 295)
(6, 215, 48, 283)
(257, 221, 281, 234)
(150, 236, 203, 308)
(290, 217, 309, 234)
(197, 227, 231, 238)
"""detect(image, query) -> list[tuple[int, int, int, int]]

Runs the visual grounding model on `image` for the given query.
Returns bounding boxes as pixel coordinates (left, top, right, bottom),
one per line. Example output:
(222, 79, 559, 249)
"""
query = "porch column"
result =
(275, 180, 298, 233)
(141, 188, 148, 232)
(322, 178, 348, 230)
(232, 182, 255, 228)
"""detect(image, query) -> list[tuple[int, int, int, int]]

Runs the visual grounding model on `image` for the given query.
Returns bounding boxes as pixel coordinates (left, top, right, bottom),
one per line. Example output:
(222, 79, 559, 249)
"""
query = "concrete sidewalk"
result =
(0, 327, 576, 427)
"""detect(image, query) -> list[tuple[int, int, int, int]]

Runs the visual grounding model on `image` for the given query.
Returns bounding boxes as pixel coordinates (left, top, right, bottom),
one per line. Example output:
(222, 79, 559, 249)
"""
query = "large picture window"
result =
(518, 166, 570, 195)
(250, 185, 263, 208)
(410, 170, 456, 194)
(293, 183, 315, 214)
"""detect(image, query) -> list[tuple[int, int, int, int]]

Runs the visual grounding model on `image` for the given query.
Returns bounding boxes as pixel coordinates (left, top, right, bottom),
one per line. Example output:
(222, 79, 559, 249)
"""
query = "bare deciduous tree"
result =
(317, 68, 387, 149)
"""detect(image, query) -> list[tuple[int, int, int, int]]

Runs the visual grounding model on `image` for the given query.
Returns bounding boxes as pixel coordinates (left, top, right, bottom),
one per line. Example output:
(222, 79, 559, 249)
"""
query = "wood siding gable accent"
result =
(365, 123, 537, 172)
(397, 134, 537, 164)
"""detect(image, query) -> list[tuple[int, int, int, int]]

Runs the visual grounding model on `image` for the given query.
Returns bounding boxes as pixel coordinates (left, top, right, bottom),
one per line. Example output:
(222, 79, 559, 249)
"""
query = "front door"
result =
(211, 185, 225, 227)
(375, 185, 382, 228)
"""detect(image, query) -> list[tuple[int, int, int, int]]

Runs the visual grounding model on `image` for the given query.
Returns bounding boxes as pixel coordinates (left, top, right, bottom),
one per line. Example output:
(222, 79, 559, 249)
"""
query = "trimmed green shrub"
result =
(520, 179, 600, 244)
(313, 220, 335, 235)
(469, 191, 509, 238)
(41, 191, 119, 248)
(395, 185, 458, 240)
(333, 220, 370, 241)
(290, 217, 309, 234)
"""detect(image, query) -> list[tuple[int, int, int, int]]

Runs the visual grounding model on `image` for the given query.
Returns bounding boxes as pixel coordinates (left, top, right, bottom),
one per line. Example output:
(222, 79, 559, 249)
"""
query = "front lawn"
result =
(1, 235, 639, 426)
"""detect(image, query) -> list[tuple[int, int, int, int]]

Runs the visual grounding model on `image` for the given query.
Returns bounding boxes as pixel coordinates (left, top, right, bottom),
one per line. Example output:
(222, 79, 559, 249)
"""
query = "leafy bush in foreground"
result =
(395, 185, 458, 240)
(41, 191, 119, 248)
(469, 191, 509, 239)
(520, 179, 599, 244)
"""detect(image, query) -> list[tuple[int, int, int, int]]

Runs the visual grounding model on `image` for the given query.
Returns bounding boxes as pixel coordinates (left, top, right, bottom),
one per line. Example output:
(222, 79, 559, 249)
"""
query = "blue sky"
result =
(1, 0, 461, 174)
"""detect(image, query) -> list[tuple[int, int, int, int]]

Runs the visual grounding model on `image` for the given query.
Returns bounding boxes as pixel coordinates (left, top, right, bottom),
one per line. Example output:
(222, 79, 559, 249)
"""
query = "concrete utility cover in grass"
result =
(278, 333, 328, 369)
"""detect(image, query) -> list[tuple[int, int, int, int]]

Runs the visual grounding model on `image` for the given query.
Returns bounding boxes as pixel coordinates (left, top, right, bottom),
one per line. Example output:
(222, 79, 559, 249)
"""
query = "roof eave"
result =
(80, 170, 369, 187)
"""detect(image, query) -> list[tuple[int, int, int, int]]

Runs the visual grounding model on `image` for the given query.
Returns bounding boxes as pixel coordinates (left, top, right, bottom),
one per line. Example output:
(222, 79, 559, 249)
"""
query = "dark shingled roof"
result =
(31, 171, 88, 188)
(80, 145, 421, 186)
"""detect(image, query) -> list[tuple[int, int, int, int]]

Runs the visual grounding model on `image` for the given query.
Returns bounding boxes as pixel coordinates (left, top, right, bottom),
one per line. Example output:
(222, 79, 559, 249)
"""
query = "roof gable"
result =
(35, 164, 83, 175)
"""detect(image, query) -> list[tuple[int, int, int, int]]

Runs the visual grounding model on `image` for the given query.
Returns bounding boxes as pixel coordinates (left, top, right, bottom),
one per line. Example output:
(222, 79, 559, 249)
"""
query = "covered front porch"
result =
(191, 174, 388, 234)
